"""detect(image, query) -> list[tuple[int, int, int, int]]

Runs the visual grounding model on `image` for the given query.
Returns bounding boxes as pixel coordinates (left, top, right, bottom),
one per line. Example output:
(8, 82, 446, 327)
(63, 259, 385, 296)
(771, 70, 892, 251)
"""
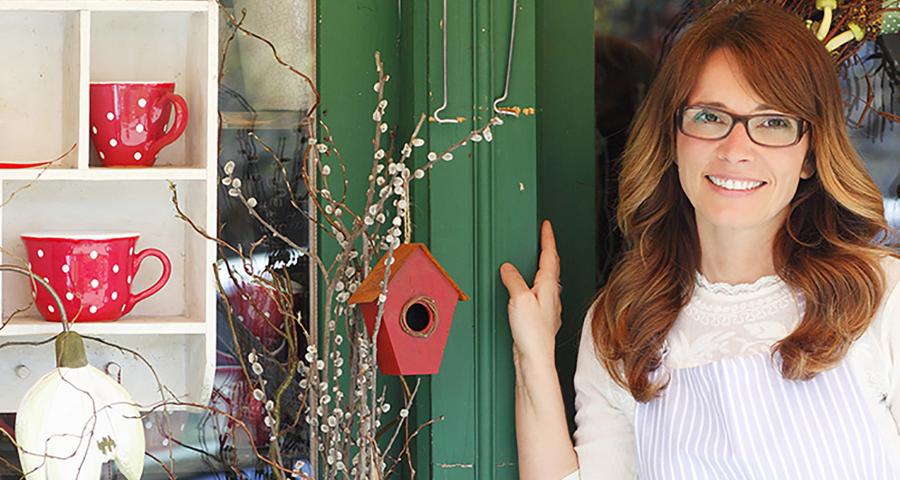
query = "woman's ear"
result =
(800, 151, 816, 180)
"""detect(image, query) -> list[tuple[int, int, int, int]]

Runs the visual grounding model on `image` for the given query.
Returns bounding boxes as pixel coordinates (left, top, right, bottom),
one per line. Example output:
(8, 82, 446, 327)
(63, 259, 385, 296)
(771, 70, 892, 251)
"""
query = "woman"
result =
(500, 2, 900, 479)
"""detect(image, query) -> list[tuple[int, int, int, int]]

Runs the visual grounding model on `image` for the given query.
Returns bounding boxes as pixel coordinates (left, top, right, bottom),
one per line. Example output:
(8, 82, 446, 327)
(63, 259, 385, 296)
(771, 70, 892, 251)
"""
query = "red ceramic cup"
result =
(21, 232, 172, 322)
(89, 82, 188, 167)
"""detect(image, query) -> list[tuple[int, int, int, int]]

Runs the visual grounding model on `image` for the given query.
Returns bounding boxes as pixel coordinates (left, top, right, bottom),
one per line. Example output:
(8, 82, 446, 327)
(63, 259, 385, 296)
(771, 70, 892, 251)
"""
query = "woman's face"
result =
(675, 49, 812, 234)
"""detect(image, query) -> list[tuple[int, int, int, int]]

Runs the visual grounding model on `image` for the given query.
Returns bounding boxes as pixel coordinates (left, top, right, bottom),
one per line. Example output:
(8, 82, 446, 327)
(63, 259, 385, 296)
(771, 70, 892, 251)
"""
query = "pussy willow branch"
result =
(186, 3, 515, 477)
(145, 451, 178, 480)
(0, 143, 77, 210)
(247, 132, 308, 216)
(143, 401, 313, 479)
(218, 6, 246, 84)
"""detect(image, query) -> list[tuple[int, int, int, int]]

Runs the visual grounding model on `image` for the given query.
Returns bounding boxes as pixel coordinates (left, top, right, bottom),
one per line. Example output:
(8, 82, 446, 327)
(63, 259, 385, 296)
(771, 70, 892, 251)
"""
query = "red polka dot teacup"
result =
(21, 232, 172, 322)
(89, 82, 188, 167)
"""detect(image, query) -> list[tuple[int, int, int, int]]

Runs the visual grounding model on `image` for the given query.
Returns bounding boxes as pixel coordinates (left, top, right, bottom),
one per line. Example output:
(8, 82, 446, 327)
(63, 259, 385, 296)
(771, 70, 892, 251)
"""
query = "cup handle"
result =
(123, 248, 172, 315)
(145, 92, 188, 160)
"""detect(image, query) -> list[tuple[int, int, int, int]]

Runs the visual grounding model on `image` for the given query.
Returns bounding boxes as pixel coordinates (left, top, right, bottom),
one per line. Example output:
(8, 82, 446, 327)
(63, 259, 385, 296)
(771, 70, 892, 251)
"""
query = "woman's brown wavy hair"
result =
(591, 1, 897, 402)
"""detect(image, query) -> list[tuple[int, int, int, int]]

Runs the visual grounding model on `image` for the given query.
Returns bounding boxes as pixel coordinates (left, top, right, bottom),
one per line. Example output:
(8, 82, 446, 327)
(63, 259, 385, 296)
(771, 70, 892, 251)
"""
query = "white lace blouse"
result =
(564, 256, 900, 479)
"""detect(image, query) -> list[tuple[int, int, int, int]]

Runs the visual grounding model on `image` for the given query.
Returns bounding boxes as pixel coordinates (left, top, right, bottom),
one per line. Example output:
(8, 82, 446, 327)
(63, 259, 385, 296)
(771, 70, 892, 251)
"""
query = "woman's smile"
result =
(704, 174, 767, 196)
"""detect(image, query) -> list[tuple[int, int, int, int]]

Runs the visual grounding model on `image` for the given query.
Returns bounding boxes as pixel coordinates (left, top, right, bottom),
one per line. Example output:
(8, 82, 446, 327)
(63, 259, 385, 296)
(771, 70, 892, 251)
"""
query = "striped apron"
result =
(634, 352, 896, 479)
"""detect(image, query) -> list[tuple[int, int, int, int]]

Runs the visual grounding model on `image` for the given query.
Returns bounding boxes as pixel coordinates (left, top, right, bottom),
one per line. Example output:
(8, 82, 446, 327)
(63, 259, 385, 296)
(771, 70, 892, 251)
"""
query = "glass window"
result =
(144, 1, 316, 476)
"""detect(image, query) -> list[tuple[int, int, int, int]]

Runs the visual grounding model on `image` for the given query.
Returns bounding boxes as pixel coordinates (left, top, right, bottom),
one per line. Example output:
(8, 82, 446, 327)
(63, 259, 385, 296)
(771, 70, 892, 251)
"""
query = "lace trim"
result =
(681, 288, 796, 326)
(695, 272, 783, 295)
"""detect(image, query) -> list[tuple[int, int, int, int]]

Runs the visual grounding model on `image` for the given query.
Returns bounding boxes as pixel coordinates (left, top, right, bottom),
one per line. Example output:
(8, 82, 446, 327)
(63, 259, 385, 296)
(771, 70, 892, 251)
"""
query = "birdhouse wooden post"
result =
(348, 243, 469, 375)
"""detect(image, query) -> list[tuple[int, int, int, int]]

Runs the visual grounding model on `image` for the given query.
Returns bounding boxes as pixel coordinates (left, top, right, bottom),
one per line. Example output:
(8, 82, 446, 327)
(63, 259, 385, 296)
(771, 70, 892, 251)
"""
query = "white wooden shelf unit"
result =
(0, 0, 218, 413)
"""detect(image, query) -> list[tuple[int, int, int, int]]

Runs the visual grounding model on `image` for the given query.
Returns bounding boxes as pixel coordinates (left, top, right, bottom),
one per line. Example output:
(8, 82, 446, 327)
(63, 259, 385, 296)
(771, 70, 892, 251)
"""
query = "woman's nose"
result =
(715, 121, 755, 162)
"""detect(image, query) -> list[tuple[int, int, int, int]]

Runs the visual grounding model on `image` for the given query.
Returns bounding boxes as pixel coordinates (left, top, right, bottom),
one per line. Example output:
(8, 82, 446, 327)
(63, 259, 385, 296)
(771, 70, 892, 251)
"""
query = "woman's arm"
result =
(571, 306, 638, 479)
(514, 350, 578, 480)
(500, 220, 578, 480)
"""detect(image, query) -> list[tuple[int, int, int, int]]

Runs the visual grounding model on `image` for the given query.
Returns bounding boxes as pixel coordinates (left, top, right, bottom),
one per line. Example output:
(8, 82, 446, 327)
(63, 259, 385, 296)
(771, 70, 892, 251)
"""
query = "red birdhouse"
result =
(348, 243, 469, 375)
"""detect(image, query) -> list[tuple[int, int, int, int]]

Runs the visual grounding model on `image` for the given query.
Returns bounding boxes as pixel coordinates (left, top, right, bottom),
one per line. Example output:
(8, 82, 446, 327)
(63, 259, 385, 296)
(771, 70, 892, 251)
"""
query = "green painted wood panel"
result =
(319, 0, 594, 477)
(424, 0, 537, 478)
(424, 0, 478, 474)
(536, 0, 597, 436)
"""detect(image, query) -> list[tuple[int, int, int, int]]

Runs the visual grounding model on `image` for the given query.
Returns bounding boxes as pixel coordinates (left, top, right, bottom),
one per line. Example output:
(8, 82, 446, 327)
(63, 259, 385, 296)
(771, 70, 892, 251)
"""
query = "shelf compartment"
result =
(89, 9, 211, 169)
(0, 10, 82, 168)
(0, 1, 218, 414)
(1, 179, 210, 321)
(0, 333, 209, 411)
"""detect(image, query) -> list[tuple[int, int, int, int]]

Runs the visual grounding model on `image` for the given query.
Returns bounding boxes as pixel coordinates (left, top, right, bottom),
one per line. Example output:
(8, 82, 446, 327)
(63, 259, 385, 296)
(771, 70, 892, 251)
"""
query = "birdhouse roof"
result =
(348, 243, 469, 304)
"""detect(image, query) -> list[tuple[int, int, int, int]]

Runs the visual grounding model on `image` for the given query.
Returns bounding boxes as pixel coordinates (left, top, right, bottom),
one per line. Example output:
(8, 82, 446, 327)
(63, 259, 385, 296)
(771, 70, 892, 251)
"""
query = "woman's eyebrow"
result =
(691, 100, 782, 113)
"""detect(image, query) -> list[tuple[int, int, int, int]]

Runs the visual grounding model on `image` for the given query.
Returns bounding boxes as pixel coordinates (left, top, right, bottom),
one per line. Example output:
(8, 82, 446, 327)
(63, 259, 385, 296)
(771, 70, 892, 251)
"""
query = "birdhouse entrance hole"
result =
(401, 296, 438, 338)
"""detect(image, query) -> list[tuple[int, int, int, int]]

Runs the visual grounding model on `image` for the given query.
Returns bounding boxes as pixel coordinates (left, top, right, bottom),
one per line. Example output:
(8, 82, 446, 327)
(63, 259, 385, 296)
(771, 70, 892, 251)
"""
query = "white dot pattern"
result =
(138, 98, 147, 108)
(109, 139, 118, 147)
(884, 11, 899, 34)
(99, 151, 106, 160)
(136, 124, 144, 133)
(134, 152, 142, 161)
(31, 241, 154, 318)
(106, 112, 115, 121)
(92, 126, 98, 135)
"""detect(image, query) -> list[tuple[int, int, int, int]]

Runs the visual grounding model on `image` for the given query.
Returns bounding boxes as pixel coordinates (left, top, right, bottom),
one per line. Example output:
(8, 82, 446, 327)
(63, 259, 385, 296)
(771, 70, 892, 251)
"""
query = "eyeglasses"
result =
(677, 105, 808, 147)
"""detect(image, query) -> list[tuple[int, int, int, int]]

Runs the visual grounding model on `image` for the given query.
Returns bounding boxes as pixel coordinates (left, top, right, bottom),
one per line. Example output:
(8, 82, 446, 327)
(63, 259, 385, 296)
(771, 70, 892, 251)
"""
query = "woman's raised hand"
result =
(499, 220, 563, 364)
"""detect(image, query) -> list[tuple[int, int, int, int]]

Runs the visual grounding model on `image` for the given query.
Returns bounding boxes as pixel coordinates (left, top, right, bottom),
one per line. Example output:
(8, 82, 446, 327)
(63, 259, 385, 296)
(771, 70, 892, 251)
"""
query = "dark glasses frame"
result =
(676, 105, 810, 147)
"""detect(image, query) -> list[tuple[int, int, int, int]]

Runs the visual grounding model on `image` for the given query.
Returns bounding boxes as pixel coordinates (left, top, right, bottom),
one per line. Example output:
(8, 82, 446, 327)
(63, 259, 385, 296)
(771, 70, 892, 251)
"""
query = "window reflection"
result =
(143, 1, 316, 477)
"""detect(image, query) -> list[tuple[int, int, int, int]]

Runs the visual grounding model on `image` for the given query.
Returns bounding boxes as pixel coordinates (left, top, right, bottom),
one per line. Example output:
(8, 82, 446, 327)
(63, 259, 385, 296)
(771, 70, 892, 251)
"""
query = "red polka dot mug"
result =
(89, 82, 188, 167)
(21, 232, 172, 322)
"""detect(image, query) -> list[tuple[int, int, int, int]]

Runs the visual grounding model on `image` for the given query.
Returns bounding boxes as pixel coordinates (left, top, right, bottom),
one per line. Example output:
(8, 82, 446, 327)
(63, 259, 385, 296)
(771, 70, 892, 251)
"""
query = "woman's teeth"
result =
(707, 175, 764, 191)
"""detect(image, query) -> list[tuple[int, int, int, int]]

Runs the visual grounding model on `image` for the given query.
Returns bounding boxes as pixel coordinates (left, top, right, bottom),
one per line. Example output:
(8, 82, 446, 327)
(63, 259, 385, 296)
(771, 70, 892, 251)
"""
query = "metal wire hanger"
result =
(432, 0, 461, 124)
(493, 0, 520, 117)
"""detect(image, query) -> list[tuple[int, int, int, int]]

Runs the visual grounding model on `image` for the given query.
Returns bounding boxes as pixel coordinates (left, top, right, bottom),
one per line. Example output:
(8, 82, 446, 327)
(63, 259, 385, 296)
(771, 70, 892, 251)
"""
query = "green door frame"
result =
(318, 1, 594, 477)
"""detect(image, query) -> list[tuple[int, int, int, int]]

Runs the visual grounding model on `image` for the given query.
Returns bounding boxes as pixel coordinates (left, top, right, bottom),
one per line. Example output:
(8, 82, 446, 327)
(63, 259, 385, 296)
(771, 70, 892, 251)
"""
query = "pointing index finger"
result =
(537, 220, 560, 282)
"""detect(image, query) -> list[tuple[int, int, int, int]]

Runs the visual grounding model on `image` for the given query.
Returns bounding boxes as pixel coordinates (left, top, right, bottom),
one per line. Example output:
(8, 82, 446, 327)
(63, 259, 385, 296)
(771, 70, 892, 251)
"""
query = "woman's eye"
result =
(760, 117, 791, 129)
(694, 111, 722, 123)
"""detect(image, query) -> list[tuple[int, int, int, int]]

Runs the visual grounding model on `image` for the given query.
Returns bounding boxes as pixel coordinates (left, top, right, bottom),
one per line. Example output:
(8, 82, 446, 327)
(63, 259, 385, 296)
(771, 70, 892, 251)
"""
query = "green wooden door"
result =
(318, 0, 594, 477)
